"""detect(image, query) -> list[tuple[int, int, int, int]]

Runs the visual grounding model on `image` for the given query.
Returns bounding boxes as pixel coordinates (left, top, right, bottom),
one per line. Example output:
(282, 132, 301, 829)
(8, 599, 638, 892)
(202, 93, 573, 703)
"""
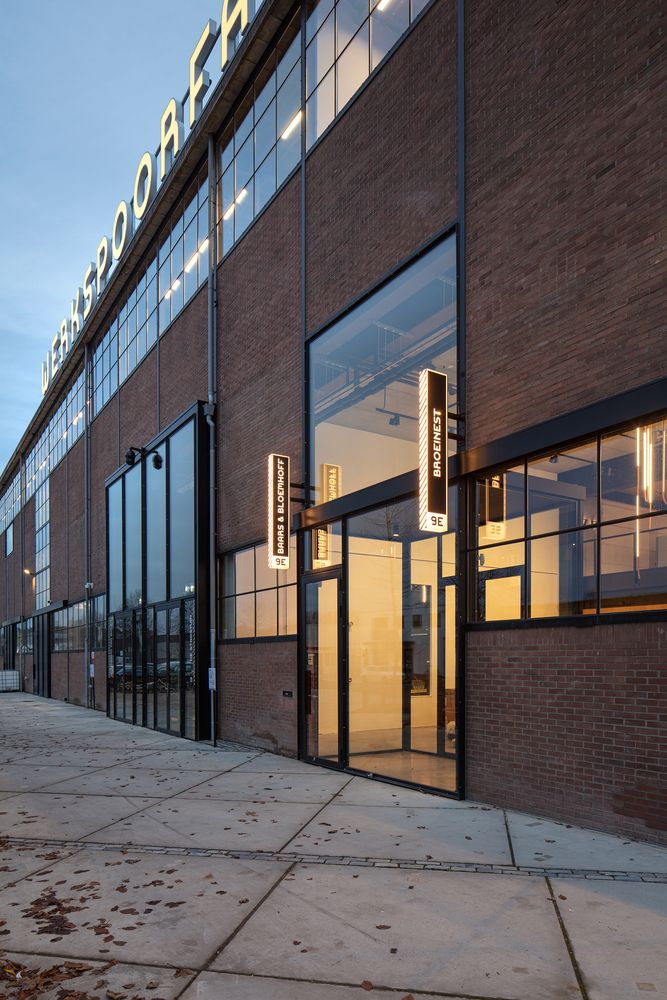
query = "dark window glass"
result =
(146, 443, 167, 604)
(5, 523, 13, 556)
(108, 479, 123, 612)
(310, 235, 457, 501)
(169, 421, 195, 598)
(124, 465, 142, 608)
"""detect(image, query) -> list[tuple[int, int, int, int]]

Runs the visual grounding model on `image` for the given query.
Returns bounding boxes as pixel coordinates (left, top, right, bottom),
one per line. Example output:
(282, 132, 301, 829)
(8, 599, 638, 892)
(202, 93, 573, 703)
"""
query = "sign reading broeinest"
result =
(40, 0, 257, 397)
(418, 368, 448, 533)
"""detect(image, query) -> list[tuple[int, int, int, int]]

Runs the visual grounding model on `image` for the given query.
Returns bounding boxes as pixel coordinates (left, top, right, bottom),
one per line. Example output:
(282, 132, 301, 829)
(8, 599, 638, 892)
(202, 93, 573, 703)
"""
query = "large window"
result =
(309, 235, 458, 501)
(5, 523, 13, 557)
(471, 416, 667, 621)
(106, 417, 197, 610)
(305, 0, 431, 147)
(221, 537, 297, 639)
(158, 169, 209, 332)
(35, 481, 50, 610)
(219, 12, 301, 255)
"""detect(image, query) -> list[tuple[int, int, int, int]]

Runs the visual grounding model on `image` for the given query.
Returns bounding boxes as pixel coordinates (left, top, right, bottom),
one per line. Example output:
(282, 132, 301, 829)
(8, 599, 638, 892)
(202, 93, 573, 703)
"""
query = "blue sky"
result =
(0, 0, 218, 473)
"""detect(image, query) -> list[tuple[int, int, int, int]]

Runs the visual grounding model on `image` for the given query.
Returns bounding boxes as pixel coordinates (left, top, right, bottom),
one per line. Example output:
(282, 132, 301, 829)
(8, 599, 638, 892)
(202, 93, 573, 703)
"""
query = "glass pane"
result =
(337, 0, 368, 54)
(278, 584, 297, 635)
(146, 443, 167, 604)
(307, 68, 335, 148)
(256, 589, 278, 636)
(347, 495, 456, 791)
(255, 543, 278, 591)
(255, 149, 277, 213)
(145, 609, 155, 730)
(156, 609, 168, 729)
(602, 421, 667, 522)
(277, 63, 301, 137)
(529, 443, 597, 535)
(108, 479, 123, 612)
(306, 520, 343, 569)
(530, 529, 597, 618)
(306, 12, 335, 96)
(304, 577, 339, 761)
(169, 605, 181, 734)
(134, 612, 144, 726)
(474, 466, 525, 545)
(169, 421, 195, 598)
(222, 596, 236, 640)
(234, 548, 255, 593)
(370, 0, 409, 70)
(235, 177, 254, 237)
(184, 599, 196, 739)
(236, 135, 254, 190)
(124, 465, 142, 608)
(277, 122, 300, 185)
(337, 22, 369, 112)
(236, 593, 255, 637)
(255, 100, 276, 166)
(310, 235, 457, 501)
(475, 542, 524, 622)
(601, 514, 667, 612)
(307, 0, 335, 44)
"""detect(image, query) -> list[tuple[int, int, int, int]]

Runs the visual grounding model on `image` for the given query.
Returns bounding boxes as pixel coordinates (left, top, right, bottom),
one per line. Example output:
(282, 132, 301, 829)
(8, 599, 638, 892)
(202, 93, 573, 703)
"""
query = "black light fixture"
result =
(125, 446, 163, 470)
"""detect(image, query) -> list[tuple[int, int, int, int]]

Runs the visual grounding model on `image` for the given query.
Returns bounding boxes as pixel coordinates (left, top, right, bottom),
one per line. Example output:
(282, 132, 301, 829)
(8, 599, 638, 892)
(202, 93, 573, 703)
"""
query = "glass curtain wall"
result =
(304, 234, 460, 794)
(106, 416, 199, 736)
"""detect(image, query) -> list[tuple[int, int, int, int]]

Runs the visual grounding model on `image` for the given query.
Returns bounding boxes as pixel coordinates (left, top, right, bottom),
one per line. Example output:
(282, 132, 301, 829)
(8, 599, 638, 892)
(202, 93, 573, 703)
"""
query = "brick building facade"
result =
(0, 0, 664, 845)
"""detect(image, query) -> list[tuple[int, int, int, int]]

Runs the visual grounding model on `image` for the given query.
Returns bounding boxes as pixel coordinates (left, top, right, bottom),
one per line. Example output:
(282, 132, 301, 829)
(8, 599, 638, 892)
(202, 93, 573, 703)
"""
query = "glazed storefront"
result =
(298, 231, 463, 795)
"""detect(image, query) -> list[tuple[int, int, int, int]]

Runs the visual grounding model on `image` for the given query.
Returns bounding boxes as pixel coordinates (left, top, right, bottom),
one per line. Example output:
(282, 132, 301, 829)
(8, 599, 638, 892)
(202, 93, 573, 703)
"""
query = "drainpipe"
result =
(205, 134, 218, 745)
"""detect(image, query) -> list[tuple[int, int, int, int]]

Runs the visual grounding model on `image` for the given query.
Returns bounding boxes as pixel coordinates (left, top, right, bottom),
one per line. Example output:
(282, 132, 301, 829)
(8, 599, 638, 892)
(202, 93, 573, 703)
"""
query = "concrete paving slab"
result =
(129, 748, 258, 771)
(42, 765, 222, 798)
(182, 971, 471, 999)
(285, 802, 511, 863)
(214, 865, 579, 999)
(337, 776, 495, 809)
(552, 878, 667, 1000)
(9, 748, 157, 768)
(0, 847, 288, 967)
(234, 754, 334, 774)
(176, 770, 351, 803)
(0, 792, 159, 841)
(0, 764, 96, 794)
(507, 812, 667, 873)
(85, 797, 324, 851)
(0, 842, 79, 890)
(0, 953, 188, 999)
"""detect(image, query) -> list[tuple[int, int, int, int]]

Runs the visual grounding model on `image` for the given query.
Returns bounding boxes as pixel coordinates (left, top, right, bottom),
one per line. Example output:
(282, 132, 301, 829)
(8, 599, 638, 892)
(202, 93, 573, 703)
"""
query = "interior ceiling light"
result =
(281, 110, 302, 140)
(377, 0, 393, 10)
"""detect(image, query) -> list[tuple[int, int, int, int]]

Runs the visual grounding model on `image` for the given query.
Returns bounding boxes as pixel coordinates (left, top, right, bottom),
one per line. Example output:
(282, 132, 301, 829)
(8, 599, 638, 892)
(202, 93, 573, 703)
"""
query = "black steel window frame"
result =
(105, 402, 210, 739)
(218, 537, 298, 643)
(466, 408, 667, 630)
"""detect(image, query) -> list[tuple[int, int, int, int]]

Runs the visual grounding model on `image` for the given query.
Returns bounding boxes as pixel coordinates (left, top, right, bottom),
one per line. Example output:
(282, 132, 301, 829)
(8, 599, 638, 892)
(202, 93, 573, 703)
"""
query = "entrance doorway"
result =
(300, 495, 459, 795)
(34, 614, 50, 697)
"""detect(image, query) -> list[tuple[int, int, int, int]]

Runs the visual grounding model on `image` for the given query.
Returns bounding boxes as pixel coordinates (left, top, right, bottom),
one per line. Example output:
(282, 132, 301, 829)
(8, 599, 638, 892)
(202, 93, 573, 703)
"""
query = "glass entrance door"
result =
(303, 573, 341, 764)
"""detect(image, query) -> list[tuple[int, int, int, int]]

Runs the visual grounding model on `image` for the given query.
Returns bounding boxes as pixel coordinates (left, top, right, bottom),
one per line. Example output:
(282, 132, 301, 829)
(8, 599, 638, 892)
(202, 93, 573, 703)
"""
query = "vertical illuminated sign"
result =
(268, 453, 290, 570)
(418, 369, 448, 533)
(315, 463, 342, 566)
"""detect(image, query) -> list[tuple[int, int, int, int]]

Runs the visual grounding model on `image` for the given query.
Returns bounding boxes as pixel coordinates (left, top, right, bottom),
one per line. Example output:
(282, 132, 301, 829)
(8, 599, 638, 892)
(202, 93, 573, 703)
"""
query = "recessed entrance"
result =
(301, 495, 459, 795)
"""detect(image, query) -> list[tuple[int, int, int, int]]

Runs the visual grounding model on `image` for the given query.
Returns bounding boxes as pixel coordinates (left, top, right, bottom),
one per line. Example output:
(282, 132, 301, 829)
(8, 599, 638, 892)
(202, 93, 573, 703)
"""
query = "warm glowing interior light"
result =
(172, 278, 181, 290)
(281, 110, 302, 140)
(236, 187, 248, 204)
(377, 0, 392, 10)
(223, 203, 235, 221)
(199, 238, 209, 253)
(165, 289, 172, 299)
(185, 252, 198, 272)
(23, 568, 32, 576)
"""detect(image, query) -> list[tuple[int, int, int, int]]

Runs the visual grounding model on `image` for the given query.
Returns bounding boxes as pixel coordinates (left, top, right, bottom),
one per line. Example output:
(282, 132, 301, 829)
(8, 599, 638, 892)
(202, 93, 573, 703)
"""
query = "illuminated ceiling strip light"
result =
(281, 110, 302, 141)
(185, 252, 198, 272)
(377, 0, 392, 10)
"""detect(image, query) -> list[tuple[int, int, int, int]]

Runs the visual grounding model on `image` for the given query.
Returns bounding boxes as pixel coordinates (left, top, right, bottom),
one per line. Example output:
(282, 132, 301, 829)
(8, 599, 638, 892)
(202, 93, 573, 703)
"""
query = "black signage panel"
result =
(418, 368, 448, 533)
(268, 453, 290, 570)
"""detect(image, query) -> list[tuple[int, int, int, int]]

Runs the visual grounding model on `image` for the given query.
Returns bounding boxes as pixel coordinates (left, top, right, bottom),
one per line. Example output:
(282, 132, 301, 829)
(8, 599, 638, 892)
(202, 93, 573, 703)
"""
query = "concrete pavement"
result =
(0, 693, 666, 999)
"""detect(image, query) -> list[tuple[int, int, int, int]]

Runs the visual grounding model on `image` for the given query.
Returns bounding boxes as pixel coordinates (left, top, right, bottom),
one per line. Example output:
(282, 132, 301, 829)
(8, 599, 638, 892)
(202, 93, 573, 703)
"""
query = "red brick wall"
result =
(49, 460, 67, 603)
(90, 401, 119, 597)
(466, 623, 667, 845)
(159, 284, 208, 430)
(50, 651, 69, 702)
(23, 498, 35, 619)
(465, 0, 666, 448)
(217, 641, 298, 754)
(67, 439, 86, 603)
(305, 0, 458, 333)
(119, 348, 159, 462)
(217, 174, 301, 551)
